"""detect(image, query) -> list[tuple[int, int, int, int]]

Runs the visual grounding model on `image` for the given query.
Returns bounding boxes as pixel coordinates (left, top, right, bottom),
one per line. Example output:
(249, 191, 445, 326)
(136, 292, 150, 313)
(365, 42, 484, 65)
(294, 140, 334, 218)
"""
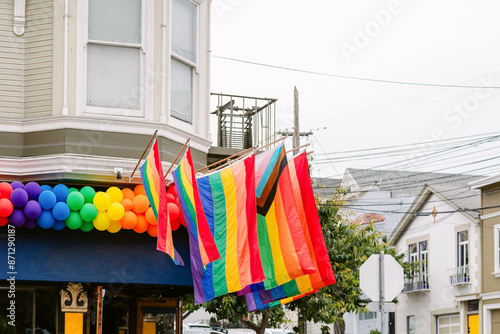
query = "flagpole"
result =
(255, 135, 287, 151)
(210, 150, 254, 172)
(164, 137, 190, 179)
(286, 143, 310, 154)
(195, 145, 256, 173)
(130, 130, 158, 180)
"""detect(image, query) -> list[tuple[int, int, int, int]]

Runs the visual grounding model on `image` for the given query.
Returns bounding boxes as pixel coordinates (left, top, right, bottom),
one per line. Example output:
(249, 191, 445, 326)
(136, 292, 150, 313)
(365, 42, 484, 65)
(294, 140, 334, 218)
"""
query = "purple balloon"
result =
(10, 188, 28, 208)
(11, 181, 24, 190)
(24, 218, 38, 229)
(24, 200, 42, 219)
(25, 182, 42, 200)
(9, 208, 26, 227)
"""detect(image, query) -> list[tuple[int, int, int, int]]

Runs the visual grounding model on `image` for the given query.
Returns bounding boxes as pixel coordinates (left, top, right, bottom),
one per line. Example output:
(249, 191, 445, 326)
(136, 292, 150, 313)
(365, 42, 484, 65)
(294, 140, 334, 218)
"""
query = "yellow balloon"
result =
(107, 219, 122, 233)
(93, 211, 111, 231)
(93, 191, 111, 211)
(107, 202, 125, 221)
(106, 186, 123, 203)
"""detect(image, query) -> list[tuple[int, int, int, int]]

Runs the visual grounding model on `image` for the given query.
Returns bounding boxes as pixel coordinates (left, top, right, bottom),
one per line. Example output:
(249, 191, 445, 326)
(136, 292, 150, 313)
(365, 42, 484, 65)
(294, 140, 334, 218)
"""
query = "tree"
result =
(286, 189, 413, 334)
(184, 189, 413, 334)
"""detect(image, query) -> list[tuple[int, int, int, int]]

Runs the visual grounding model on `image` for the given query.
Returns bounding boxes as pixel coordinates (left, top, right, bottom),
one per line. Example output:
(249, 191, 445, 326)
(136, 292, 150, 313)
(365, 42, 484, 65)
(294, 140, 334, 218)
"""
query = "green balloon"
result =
(67, 192, 85, 211)
(80, 186, 96, 204)
(80, 220, 94, 232)
(80, 203, 98, 222)
(65, 211, 83, 230)
(68, 187, 79, 193)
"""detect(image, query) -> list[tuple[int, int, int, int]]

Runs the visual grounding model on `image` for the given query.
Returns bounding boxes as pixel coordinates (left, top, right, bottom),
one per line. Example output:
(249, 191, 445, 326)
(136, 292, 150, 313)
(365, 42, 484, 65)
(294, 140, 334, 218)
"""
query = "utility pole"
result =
(294, 86, 299, 151)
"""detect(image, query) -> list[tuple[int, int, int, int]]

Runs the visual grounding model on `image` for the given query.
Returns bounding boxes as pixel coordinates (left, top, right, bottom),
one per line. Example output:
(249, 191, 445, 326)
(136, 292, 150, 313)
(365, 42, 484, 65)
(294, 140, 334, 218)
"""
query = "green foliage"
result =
(287, 188, 413, 332)
(184, 187, 415, 334)
(369, 330, 381, 334)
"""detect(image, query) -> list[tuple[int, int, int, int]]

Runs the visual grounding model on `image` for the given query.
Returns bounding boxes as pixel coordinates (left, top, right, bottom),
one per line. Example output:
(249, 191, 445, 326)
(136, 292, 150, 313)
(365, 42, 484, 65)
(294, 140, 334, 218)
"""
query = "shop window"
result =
(0, 288, 57, 334)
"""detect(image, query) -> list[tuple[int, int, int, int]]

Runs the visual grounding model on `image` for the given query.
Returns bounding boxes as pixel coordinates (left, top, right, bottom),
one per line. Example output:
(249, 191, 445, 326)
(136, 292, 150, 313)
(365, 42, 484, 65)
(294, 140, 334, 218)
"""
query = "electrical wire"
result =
(212, 55, 500, 89)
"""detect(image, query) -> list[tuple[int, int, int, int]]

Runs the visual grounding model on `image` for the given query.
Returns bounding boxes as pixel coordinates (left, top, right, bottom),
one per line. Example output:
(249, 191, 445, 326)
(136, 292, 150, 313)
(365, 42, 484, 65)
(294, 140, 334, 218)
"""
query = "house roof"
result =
(312, 177, 341, 198)
(388, 183, 480, 245)
(343, 168, 484, 197)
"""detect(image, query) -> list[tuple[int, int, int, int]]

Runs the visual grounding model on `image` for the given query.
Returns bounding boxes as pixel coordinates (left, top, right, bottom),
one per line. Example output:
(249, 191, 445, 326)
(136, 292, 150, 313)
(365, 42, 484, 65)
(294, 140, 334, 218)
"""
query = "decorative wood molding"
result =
(60, 283, 88, 313)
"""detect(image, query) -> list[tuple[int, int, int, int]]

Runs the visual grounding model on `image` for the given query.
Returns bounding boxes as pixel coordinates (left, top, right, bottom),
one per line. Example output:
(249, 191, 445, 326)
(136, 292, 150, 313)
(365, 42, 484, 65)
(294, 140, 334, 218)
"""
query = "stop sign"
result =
(359, 253, 403, 302)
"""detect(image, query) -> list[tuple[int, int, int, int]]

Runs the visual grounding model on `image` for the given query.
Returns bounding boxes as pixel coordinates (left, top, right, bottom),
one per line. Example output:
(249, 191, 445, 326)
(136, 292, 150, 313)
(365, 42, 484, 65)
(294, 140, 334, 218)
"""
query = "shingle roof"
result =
(344, 168, 484, 197)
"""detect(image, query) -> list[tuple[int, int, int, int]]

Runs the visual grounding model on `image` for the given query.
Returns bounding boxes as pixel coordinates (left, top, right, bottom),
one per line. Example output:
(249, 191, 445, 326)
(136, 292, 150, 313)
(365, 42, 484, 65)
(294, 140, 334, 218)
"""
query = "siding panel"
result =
(24, 0, 53, 118)
(0, 0, 24, 117)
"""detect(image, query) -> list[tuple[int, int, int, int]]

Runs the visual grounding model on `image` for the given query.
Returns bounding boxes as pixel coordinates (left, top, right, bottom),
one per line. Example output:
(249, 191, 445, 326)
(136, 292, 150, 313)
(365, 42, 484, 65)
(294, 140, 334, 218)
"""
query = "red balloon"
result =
(0, 216, 8, 226)
(179, 214, 186, 228)
(167, 186, 178, 199)
(0, 198, 14, 217)
(0, 182, 13, 199)
(171, 217, 180, 231)
(166, 193, 175, 203)
(167, 202, 179, 221)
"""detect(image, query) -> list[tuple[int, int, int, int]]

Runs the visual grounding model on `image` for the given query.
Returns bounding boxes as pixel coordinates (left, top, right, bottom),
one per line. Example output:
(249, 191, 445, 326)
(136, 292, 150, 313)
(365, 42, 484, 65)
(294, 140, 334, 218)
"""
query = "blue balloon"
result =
(38, 190, 57, 210)
(40, 185, 52, 192)
(37, 210, 55, 229)
(52, 202, 70, 220)
(52, 184, 69, 202)
(52, 219, 66, 230)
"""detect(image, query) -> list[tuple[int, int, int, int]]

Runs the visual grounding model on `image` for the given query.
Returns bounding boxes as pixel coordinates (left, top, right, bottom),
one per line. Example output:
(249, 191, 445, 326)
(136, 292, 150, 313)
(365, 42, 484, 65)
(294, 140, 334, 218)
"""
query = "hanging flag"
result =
(242, 151, 336, 307)
(172, 147, 220, 273)
(140, 140, 184, 265)
(191, 153, 265, 304)
(251, 144, 315, 290)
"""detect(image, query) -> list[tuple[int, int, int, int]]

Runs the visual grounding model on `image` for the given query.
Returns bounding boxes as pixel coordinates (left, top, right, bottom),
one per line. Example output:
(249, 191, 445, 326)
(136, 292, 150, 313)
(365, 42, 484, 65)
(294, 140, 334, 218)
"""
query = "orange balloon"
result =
(145, 207, 157, 225)
(122, 188, 135, 201)
(120, 211, 137, 229)
(121, 198, 133, 211)
(132, 194, 149, 213)
(133, 213, 148, 233)
(171, 217, 181, 231)
(147, 223, 158, 237)
(168, 202, 180, 221)
(134, 184, 146, 196)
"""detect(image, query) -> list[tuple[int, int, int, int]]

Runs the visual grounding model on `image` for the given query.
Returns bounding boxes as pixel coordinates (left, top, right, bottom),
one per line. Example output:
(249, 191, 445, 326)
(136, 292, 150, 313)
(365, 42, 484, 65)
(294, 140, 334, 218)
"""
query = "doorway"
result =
(467, 314, 478, 334)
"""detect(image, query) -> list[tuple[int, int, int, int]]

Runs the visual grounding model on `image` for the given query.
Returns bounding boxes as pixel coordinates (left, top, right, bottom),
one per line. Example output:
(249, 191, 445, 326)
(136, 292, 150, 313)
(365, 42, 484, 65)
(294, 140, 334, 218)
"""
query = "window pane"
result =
(0, 290, 33, 334)
(87, 44, 140, 109)
(171, 58, 192, 123)
(36, 290, 57, 334)
(172, 0, 196, 62)
(89, 0, 141, 44)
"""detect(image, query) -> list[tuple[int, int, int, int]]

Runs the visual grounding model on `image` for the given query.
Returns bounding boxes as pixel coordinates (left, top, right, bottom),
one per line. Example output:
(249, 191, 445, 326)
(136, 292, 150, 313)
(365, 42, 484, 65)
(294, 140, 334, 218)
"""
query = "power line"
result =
(212, 55, 500, 89)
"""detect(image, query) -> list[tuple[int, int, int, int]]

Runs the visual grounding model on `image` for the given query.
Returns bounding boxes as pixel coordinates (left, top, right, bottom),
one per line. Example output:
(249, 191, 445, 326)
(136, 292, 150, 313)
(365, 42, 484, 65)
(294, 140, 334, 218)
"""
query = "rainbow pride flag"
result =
(140, 140, 183, 265)
(243, 151, 336, 310)
(191, 153, 265, 304)
(252, 144, 315, 289)
(173, 147, 220, 274)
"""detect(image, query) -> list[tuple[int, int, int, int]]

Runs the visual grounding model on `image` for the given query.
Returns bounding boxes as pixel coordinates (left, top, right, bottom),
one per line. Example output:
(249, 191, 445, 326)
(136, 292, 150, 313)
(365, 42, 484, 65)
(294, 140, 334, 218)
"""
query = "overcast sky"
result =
(209, 0, 500, 179)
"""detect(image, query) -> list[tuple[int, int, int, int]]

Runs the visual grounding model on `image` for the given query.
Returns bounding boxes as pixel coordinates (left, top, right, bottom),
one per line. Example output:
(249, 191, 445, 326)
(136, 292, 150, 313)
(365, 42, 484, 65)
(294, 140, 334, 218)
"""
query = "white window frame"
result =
(494, 224, 500, 275)
(419, 240, 428, 284)
(436, 314, 460, 334)
(458, 230, 468, 268)
(76, 0, 154, 120)
(168, 0, 202, 132)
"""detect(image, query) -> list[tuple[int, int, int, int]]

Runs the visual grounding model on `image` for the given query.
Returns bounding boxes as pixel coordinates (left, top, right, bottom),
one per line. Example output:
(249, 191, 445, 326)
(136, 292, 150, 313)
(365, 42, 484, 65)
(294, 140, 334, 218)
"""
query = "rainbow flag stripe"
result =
(140, 140, 183, 265)
(191, 154, 265, 304)
(173, 147, 220, 274)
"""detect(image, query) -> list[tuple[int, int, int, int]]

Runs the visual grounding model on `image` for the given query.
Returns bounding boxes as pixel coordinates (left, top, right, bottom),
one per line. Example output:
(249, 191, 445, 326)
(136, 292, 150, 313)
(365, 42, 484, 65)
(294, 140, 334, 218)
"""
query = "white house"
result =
(388, 184, 481, 334)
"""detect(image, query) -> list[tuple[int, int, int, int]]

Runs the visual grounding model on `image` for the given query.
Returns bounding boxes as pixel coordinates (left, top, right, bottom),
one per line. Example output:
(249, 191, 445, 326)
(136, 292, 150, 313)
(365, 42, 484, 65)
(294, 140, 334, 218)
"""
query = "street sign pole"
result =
(380, 251, 385, 334)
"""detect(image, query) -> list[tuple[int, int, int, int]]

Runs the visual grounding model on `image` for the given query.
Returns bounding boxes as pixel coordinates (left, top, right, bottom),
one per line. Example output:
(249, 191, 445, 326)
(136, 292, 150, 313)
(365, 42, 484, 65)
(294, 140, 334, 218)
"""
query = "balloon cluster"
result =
(0, 182, 185, 237)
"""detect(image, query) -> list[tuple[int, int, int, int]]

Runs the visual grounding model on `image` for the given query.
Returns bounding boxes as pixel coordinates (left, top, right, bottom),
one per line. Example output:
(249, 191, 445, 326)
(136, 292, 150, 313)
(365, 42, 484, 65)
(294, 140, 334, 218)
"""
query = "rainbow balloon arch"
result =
(0, 181, 185, 236)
